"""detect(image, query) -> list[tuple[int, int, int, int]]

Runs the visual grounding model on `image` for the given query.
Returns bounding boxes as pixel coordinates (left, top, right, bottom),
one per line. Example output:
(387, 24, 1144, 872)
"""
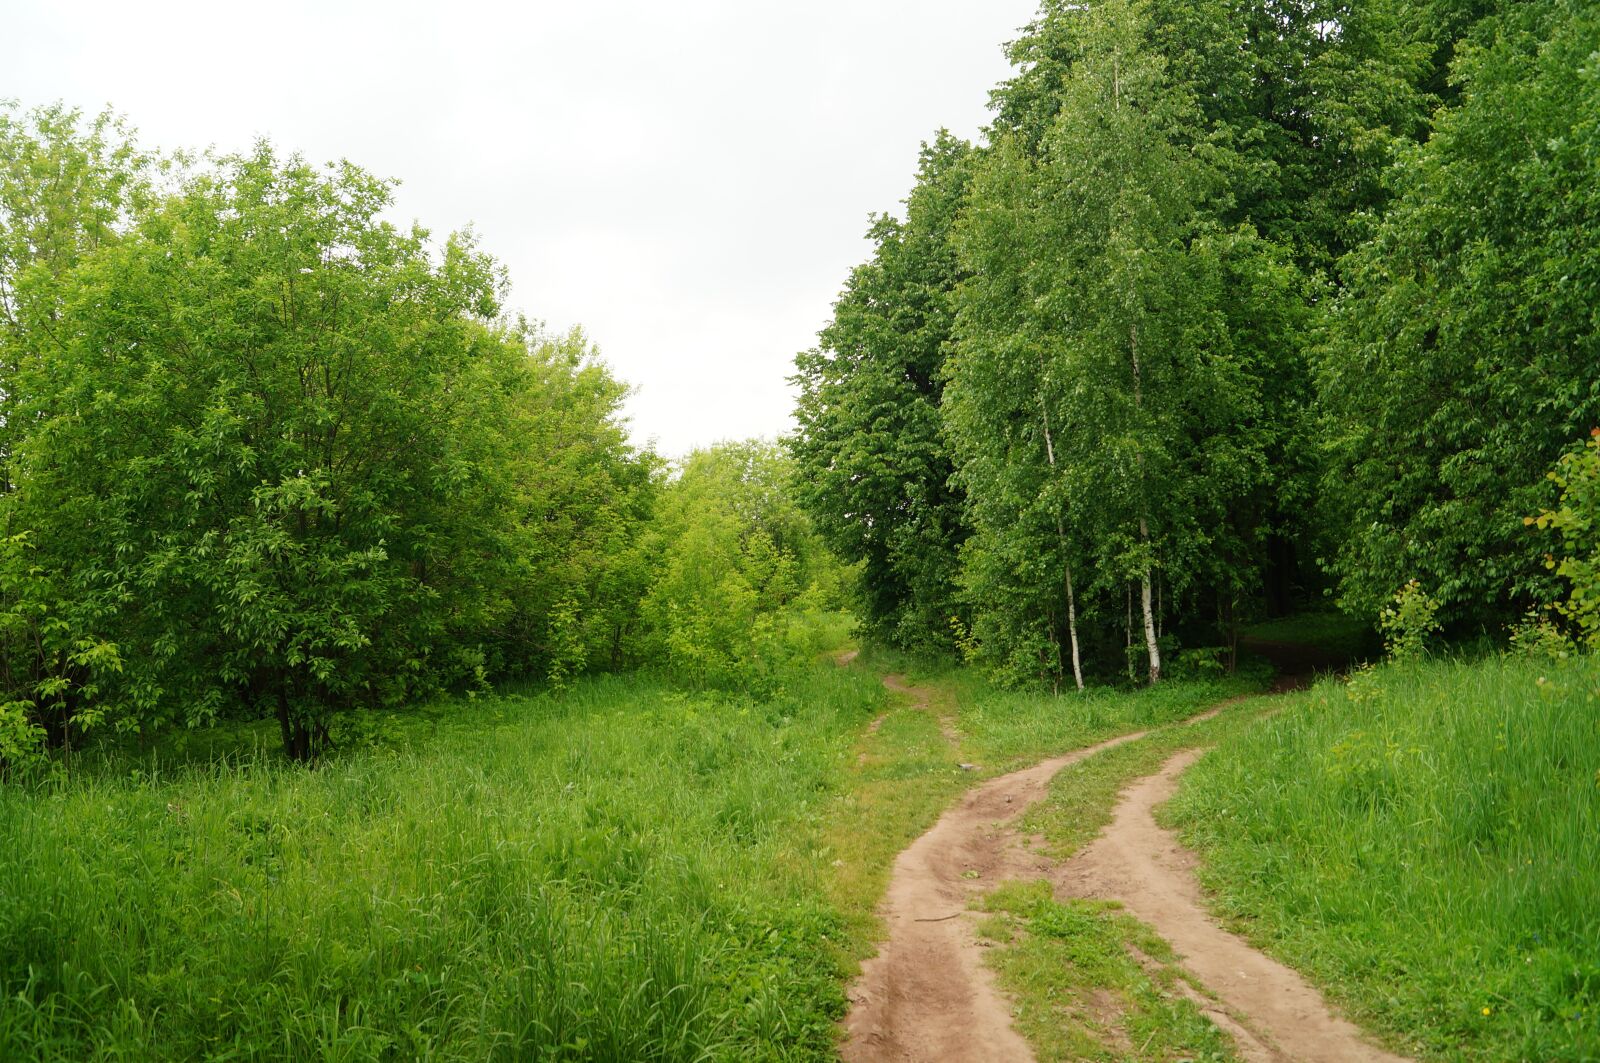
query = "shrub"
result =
(1378, 580, 1441, 661)
(1531, 430, 1600, 648)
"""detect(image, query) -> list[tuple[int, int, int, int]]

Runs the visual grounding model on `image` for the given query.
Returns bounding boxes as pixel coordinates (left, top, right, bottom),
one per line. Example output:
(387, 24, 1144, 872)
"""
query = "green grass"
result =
(0, 668, 889, 1061)
(1164, 654, 1600, 1061)
(953, 673, 1260, 771)
(977, 881, 1238, 1062)
(0, 648, 1282, 1061)
(1018, 692, 1284, 862)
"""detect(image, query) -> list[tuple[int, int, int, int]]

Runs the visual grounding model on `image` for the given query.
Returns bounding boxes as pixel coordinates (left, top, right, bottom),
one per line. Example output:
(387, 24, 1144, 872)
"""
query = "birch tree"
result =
(951, 0, 1287, 685)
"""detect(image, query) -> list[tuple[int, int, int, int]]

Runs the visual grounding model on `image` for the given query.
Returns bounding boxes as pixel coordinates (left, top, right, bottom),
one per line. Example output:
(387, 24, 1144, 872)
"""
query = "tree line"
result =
(0, 112, 849, 767)
(791, 0, 1599, 688)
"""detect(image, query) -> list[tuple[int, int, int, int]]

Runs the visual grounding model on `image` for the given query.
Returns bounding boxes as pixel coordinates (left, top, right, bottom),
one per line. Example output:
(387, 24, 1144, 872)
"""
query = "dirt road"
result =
(840, 678, 1410, 1063)
(842, 725, 1151, 1062)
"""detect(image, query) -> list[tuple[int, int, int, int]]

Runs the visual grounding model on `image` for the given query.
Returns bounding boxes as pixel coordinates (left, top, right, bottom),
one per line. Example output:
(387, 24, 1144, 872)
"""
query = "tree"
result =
(990, 0, 1430, 275)
(1318, 0, 1600, 630)
(641, 441, 845, 691)
(790, 134, 972, 651)
(949, 0, 1299, 686)
(495, 325, 659, 684)
(3, 145, 534, 758)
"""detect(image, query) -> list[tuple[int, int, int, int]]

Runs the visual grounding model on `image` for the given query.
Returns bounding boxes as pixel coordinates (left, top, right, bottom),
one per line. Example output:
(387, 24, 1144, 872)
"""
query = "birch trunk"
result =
(1039, 387, 1084, 692)
(1064, 560, 1084, 692)
(1129, 323, 1160, 683)
(1139, 518, 1162, 684)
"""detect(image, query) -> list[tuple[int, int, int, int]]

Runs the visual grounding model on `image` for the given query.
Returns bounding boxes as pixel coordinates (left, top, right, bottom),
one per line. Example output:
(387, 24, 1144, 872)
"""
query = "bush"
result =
(1378, 580, 1441, 661)
(1532, 430, 1600, 648)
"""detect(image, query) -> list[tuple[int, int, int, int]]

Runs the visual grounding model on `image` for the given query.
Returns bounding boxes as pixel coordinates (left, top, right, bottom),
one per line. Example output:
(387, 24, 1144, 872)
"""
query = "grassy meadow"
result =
(8, 631, 1594, 1062)
(1166, 655, 1600, 1061)
(0, 648, 1258, 1061)
(1, 668, 891, 1061)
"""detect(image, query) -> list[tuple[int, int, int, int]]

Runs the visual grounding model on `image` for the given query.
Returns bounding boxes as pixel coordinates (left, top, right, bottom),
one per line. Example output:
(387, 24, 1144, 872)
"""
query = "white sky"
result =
(7, 0, 1039, 457)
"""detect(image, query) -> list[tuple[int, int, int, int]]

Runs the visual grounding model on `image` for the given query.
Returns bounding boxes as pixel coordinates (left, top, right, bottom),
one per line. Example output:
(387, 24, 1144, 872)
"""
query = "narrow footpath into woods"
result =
(840, 672, 1409, 1063)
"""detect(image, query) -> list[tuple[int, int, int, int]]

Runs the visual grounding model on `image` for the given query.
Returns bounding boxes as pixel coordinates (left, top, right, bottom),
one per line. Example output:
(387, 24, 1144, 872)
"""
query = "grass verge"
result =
(1164, 654, 1600, 1061)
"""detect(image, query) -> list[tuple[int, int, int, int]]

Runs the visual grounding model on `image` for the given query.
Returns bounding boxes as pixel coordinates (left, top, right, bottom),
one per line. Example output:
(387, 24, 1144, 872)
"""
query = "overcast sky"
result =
(8, 1, 1039, 456)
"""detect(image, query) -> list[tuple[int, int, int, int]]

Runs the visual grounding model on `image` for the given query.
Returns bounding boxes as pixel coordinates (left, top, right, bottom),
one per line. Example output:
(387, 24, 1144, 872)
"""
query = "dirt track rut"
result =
(1058, 748, 1411, 1063)
(842, 705, 1151, 1061)
(841, 678, 1411, 1063)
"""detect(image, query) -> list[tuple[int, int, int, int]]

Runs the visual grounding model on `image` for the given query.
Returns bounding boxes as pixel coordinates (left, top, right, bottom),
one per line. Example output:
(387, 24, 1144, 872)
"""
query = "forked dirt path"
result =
(1057, 748, 1411, 1063)
(842, 699, 1154, 1061)
(842, 678, 1410, 1063)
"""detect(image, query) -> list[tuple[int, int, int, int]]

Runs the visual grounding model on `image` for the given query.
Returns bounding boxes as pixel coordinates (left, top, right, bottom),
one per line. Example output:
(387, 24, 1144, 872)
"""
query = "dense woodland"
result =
(2, 0, 1597, 768)
(794, 0, 1600, 686)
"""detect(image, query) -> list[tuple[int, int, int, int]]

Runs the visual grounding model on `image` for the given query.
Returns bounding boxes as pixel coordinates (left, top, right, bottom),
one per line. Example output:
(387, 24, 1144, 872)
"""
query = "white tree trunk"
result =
(1139, 519, 1161, 684)
(1065, 560, 1084, 692)
(1038, 384, 1083, 693)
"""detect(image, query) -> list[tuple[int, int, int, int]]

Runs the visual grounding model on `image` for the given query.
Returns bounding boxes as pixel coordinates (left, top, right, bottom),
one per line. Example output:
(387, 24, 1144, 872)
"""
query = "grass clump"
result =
(0, 667, 887, 1061)
(977, 880, 1238, 1062)
(1018, 694, 1282, 862)
(1165, 654, 1600, 1061)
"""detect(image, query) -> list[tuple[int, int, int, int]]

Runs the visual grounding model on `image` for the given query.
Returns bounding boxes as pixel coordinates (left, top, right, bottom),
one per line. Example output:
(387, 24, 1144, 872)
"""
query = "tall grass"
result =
(1166, 654, 1600, 1060)
(954, 674, 1258, 769)
(0, 668, 886, 1061)
(0, 644, 1281, 1061)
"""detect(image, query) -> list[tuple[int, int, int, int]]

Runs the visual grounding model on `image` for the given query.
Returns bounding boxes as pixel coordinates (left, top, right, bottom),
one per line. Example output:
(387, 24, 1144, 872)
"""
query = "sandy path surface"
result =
(841, 710, 1151, 1062)
(1056, 748, 1412, 1063)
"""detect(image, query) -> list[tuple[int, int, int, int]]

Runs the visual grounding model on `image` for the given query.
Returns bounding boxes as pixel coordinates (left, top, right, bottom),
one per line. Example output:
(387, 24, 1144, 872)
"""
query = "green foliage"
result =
(789, 134, 971, 652)
(1, 146, 525, 757)
(1534, 431, 1600, 648)
(1378, 580, 1443, 661)
(947, 0, 1306, 688)
(1318, 0, 1600, 629)
(639, 441, 851, 693)
(991, 0, 1430, 272)
(796, 0, 1572, 677)
(1507, 608, 1575, 661)
(493, 325, 659, 682)
(0, 139, 651, 759)
(1168, 655, 1600, 1060)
